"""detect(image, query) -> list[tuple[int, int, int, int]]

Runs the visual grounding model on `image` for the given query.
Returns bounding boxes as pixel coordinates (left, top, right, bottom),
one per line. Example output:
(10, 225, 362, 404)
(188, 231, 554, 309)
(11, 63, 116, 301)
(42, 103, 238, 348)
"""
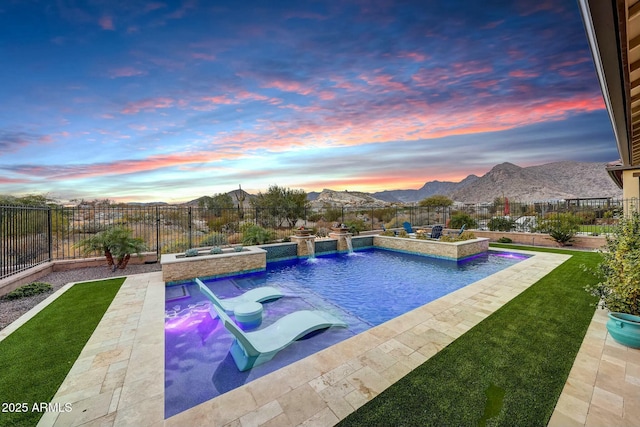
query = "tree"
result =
(418, 195, 453, 224)
(418, 195, 454, 207)
(199, 193, 234, 216)
(251, 185, 308, 228)
(0, 193, 57, 207)
(449, 212, 478, 229)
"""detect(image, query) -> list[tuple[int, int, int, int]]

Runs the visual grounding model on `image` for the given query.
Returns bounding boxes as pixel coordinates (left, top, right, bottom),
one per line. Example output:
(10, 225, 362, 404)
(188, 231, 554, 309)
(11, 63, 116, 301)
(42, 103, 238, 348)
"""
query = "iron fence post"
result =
(188, 206, 193, 249)
(47, 208, 52, 261)
(156, 206, 160, 258)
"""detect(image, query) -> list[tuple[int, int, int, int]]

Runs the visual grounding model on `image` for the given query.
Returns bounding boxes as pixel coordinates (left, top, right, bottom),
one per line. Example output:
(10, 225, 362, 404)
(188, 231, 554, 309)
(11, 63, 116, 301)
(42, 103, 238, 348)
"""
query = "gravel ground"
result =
(0, 262, 162, 330)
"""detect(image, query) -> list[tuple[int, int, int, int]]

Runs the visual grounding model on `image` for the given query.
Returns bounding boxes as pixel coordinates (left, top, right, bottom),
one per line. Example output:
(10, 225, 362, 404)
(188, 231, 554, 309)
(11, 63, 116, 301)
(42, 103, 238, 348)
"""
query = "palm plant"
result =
(77, 226, 146, 270)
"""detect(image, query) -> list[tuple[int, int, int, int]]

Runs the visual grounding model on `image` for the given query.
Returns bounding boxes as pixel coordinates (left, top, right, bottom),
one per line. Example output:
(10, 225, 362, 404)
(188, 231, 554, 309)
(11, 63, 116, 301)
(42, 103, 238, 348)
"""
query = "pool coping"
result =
(32, 248, 569, 426)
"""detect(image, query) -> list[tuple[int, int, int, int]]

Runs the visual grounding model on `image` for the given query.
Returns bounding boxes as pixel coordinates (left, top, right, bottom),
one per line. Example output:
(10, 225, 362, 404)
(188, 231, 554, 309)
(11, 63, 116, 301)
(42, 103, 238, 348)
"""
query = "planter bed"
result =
(161, 246, 267, 283)
(373, 235, 489, 260)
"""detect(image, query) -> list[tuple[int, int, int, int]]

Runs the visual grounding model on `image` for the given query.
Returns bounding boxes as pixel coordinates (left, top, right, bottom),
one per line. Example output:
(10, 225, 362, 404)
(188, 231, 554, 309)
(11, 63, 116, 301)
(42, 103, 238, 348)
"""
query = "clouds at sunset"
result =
(0, 0, 617, 203)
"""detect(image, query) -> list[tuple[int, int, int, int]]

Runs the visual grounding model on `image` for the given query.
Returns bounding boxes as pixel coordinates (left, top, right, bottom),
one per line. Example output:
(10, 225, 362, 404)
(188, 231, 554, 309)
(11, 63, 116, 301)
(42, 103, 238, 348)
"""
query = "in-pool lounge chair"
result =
(196, 278, 283, 313)
(211, 304, 348, 371)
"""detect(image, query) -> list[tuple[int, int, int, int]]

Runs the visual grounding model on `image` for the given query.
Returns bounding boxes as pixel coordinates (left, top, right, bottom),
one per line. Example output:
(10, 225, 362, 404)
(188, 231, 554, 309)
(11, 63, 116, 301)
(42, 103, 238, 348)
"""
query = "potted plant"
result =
(77, 226, 147, 271)
(586, 210, 640, 348)
(294, 226, 311, 236)
(331, 223, 349, 233)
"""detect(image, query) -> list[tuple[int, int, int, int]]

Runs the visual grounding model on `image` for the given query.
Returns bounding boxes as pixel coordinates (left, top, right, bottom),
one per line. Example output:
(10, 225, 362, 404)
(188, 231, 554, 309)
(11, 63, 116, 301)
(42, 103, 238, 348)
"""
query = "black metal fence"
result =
(0, 198, 633, 280)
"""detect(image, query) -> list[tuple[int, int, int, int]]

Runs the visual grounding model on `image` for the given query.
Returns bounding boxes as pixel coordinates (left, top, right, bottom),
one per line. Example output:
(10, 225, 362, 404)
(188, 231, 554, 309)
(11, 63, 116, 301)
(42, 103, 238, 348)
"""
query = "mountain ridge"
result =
(182, 161, 621, 206)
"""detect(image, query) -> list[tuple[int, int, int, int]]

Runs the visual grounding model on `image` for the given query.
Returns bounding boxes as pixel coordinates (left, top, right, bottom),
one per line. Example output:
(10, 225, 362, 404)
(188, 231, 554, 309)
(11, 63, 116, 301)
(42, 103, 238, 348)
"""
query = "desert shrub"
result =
(440, 231, 477, 242)
(200, 232, 228, 247)
(449, 212, 478, 229)
(307, 213, 323, 222)
(488, 217, 516, 232)
(586, 210, 640, 315)
(380, 230, 395, 237)
(398, 230, 408, 238)
(161, 239, 190, 254)
(2, 282, 52, 300)
(242, 225, 276, 245)
(373, 207, 396, 223)
(227, 233, 242, 244)
(459, 231, 476, 240)
(575, 210, 596, 225)
(536, 213, 581, 246)
(209, 246, 223, 254)
(497, 237, 513, 243)
(344, 219, 366, 235)
(315, 227, 329, 238)
(385, 218, 402, 229)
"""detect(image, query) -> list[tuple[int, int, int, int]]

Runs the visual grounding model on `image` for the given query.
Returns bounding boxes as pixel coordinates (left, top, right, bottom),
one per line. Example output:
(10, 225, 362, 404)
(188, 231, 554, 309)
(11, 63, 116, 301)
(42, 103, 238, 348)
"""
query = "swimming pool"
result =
(164, 248, 527, 418)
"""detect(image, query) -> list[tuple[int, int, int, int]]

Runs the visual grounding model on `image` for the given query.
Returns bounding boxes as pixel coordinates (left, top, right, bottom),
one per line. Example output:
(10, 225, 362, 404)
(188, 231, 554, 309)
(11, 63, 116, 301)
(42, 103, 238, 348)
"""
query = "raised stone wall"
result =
(161, 247, 267, 283)
(469, 230, 605, 250)
(373, 235, 489, 260)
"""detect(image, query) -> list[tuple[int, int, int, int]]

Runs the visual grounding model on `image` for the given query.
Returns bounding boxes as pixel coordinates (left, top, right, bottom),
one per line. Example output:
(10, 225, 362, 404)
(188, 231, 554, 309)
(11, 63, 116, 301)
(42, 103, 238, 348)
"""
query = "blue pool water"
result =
(164, 248, 527, 418)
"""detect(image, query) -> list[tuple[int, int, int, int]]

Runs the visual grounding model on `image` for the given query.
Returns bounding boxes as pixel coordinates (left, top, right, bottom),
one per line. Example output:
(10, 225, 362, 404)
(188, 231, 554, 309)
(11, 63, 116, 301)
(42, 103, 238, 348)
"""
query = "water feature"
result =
(345, 235, 354, 254)
(305, 239, 316, 259)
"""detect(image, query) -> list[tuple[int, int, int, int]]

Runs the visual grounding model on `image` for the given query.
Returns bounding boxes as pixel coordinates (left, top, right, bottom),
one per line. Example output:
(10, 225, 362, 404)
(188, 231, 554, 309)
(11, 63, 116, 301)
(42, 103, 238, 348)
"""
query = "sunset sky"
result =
(0, 0, 618, 203)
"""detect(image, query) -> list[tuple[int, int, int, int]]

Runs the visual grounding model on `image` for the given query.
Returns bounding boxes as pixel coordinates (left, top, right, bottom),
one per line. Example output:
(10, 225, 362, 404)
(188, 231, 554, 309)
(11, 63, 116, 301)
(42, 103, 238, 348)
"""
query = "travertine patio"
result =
(3, 248, 636, 426)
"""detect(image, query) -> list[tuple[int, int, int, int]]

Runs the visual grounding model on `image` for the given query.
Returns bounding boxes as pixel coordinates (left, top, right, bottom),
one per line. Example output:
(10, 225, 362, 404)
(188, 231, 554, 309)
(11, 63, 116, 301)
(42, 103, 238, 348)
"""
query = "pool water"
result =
(164, 248, 527, 418)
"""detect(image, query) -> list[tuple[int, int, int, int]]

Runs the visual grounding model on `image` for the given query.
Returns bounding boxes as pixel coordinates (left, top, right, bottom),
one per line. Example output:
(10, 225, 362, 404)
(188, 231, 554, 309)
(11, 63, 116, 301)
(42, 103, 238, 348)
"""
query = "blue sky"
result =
(0, 0, 618, 203)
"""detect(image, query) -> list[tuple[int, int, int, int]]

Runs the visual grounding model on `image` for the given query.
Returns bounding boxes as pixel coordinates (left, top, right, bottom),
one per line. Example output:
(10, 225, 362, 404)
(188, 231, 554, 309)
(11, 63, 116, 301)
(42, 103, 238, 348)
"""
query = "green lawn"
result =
(578, 224, 615, 234)
(338, 245, 601, 427)
(0, 278, 124, 427)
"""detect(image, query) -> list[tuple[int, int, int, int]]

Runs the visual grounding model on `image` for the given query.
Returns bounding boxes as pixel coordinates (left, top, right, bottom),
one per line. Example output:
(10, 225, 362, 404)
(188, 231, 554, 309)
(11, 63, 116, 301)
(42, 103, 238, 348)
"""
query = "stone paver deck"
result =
(549, 308, 640, 427)
(4, 248, 621, 426)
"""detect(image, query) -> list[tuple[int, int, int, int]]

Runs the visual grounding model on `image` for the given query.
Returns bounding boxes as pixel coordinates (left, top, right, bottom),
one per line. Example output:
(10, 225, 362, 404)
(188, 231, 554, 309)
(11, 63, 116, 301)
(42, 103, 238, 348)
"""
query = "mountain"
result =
(184, 189, 254, 208)
(450, 161, 622, 203)
(182, 161, 621, 206)
(311, 161, 621, 205)
(309, 189, 388, 208)
(373, 174, 479, 203)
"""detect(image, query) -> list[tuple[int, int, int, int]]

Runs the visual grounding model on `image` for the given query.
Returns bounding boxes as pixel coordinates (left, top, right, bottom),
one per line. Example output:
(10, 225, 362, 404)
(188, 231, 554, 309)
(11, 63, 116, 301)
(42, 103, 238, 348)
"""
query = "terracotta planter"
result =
(295, 229, 311, 236)
(331, 227, 349, 233)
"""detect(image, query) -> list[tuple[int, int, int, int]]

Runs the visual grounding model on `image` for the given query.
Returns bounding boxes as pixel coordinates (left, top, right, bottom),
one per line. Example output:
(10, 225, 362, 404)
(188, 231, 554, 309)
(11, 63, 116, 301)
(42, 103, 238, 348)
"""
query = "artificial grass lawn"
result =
(0, 278, 125, 427)
(338, 245, 601, 427)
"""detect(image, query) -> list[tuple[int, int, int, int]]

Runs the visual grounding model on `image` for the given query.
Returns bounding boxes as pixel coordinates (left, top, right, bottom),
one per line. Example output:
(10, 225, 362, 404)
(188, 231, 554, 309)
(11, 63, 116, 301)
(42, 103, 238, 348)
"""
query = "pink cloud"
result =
(509, 70, 539, 78)
(121, 97, 175, 114)
(263, 80, 313, 95)
(0, 177, 30, 184)
(99, 16, 114, 30)
(359, 73, 412, 93)
(12, 151, 244, 181)
(145, 2, 167, 12)
(398, 51, 428, 62)
(481, 20, 504, 29)
(192, 52, 216, 61)
(108, 67, 147, 78)
(201, 95, 236, 105)
(472, 80, 500, 89)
